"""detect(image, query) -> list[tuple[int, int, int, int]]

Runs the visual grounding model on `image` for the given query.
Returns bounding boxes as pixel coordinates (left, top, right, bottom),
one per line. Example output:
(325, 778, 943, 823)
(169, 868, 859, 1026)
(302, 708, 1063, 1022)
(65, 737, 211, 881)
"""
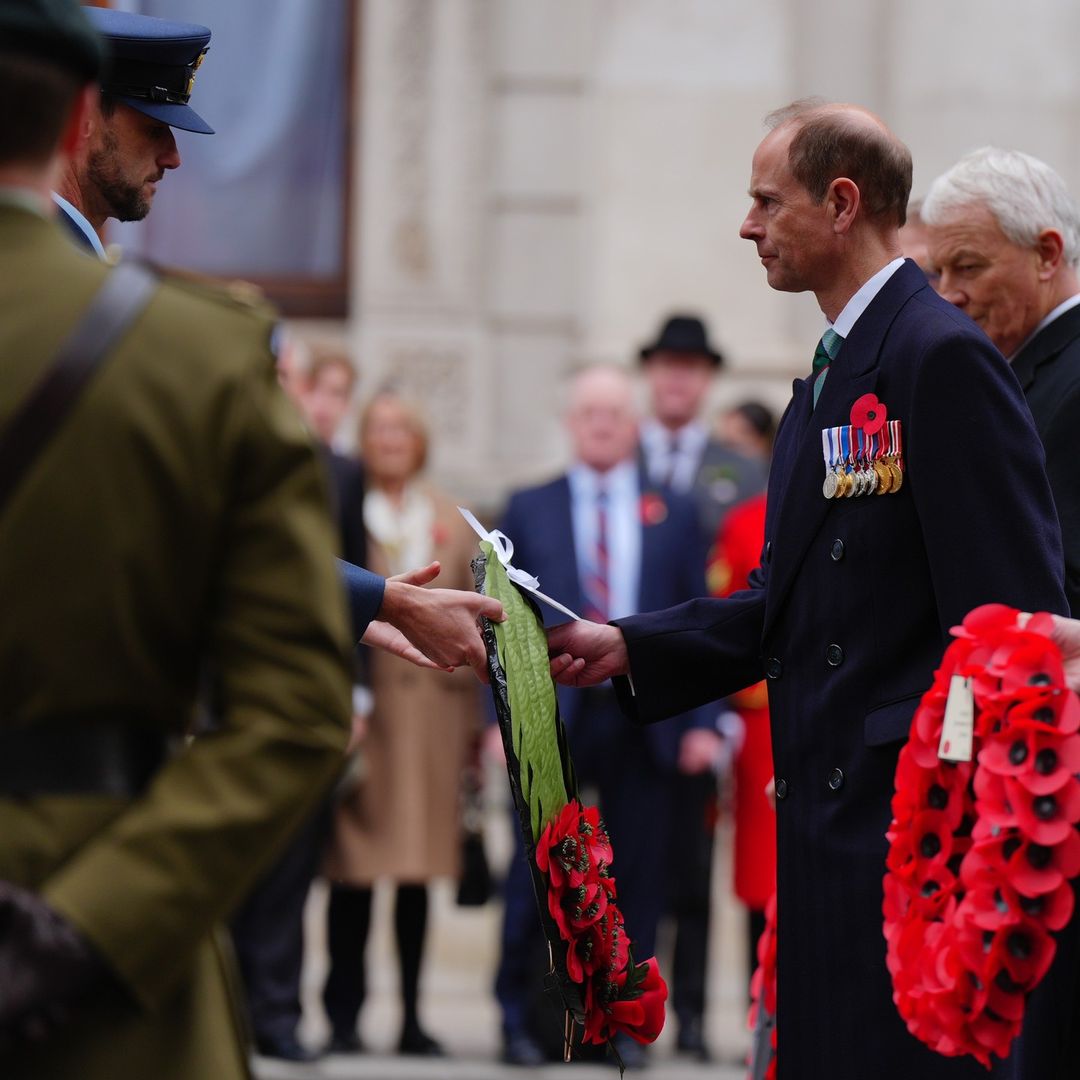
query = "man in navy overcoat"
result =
(547, 102, 1068, 1079)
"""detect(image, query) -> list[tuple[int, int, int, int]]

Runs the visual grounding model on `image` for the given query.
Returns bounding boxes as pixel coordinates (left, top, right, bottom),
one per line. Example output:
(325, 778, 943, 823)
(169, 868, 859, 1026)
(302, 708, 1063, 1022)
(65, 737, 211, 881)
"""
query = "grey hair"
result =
(923, 147, 1080, 266)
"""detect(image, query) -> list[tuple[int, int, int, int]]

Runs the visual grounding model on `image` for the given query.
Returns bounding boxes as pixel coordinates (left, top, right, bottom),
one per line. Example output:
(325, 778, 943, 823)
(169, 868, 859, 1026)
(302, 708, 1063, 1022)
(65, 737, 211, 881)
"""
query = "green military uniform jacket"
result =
(0, 204, 352, 1078)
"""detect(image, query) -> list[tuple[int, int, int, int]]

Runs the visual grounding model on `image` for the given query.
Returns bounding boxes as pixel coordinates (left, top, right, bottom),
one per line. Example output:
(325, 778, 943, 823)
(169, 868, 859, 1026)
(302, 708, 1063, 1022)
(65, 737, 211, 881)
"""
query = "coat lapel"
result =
(637, 475, 659, 613)
(762, 261, 928, 638)
(1011, 303, 1080, 392)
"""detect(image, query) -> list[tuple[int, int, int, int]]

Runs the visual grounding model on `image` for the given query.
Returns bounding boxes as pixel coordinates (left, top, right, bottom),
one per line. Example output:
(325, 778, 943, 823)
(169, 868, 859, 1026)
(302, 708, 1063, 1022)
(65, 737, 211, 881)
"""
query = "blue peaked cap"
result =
(84, 7, 214, 134)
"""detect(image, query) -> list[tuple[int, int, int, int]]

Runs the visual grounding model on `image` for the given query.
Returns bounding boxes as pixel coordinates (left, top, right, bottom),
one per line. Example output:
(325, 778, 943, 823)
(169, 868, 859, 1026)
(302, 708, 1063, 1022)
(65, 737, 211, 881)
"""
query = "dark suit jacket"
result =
(499, 470, 713, 772)
(1007, 303, 1080, 1078)
(321, 448, 367, 570)
(638, 437, 767, 539)
(614, 261, 1067, 1079)
(1012, 303, 1080, 614)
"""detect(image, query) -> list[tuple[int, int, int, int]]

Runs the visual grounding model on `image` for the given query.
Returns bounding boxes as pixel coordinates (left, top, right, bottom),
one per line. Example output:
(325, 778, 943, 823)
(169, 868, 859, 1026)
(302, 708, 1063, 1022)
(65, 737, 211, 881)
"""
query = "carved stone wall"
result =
(345, 0, 1080, 509)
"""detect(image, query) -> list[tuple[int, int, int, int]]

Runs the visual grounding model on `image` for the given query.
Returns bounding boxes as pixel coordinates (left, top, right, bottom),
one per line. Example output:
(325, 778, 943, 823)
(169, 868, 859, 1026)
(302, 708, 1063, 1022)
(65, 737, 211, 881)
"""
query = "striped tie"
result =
(812, 327, 843, 408)
(582, 487, 610, 623)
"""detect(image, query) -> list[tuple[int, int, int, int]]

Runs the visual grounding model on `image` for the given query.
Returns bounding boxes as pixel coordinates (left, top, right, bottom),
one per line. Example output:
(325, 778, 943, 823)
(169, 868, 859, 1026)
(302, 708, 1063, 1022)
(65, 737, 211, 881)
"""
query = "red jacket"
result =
(708, 493, 775, 909)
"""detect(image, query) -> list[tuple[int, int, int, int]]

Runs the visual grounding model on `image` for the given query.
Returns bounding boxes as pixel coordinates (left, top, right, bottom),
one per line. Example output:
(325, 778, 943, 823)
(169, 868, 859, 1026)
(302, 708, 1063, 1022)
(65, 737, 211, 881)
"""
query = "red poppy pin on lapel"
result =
(850, 393, 887, 435)
(639, 493, 668, 526)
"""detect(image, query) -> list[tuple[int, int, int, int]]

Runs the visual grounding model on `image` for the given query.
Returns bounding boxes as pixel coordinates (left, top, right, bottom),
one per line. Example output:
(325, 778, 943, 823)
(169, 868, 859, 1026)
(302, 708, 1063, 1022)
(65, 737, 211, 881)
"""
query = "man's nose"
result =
(160, 131, 181, 171)
(739, 212, 762, 241)
(937, 273, 964, 306)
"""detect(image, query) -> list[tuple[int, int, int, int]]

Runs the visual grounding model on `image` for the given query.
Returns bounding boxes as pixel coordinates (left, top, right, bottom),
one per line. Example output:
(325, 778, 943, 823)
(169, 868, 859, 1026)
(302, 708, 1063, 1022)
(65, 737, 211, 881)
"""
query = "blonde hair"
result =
(358, 388, 429, 475)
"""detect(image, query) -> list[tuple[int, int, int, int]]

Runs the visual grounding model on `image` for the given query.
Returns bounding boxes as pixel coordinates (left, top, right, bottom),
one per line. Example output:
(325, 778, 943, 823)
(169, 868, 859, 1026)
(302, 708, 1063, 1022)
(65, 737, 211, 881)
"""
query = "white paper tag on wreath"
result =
(938, 675, 974, 762)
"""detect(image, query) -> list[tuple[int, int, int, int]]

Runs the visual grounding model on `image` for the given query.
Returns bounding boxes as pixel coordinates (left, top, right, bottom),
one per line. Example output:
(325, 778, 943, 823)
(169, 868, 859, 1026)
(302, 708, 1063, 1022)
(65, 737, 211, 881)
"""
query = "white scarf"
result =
(363, 485, 435, 576)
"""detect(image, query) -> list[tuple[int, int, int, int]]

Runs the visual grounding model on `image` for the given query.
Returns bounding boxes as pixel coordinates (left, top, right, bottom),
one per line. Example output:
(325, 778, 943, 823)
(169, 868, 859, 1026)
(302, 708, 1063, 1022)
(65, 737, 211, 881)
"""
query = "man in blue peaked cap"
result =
(53, 7, 212, 257)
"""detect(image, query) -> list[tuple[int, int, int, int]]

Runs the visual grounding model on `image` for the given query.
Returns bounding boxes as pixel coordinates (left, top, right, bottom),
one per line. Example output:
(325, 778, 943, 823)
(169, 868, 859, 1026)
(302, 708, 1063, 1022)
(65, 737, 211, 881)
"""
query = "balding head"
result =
(565, 365, 639, 473)
(764, 99, 913, 228)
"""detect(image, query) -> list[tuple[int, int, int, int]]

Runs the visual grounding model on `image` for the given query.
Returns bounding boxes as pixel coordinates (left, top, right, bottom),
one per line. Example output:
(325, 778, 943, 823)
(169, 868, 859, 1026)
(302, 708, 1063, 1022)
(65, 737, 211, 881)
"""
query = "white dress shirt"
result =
(568, 460, 641, 620)
(640, 418, 707, 494)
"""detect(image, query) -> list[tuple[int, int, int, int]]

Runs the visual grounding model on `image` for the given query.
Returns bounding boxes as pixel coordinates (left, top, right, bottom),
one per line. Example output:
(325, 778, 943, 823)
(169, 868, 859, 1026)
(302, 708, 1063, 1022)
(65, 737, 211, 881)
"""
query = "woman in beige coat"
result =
(322, 391, 480, 1056)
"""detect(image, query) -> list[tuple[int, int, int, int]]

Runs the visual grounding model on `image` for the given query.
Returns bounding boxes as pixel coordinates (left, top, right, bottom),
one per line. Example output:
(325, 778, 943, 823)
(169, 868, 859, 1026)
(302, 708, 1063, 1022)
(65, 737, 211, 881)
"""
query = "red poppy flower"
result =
(639, 493, 668, 526)
(1007, 775, 1080, 845)
(850, 392, 888, 434)
(951, 604, 1026, 641)
(536, 800, 614, 892)
(567, 903, 628, 982)
(584, 957, 668, 1046)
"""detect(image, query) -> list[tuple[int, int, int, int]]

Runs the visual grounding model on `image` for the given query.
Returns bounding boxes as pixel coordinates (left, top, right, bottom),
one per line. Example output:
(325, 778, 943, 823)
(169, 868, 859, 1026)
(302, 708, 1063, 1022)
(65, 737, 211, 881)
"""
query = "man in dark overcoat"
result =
(546, 101, 1067, 1079)
(924, 145, 1080, 1080)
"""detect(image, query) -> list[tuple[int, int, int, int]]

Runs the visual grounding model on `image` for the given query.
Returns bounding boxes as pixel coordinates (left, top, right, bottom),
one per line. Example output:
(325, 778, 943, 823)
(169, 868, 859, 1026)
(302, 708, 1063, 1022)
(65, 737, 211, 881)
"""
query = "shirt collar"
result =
(51, 192, 108, 260)
(642, 417, 707, 451)
(569, 458, 638, 499)
(830, 256, 906, 340)
(1008, 293, 1080, 361)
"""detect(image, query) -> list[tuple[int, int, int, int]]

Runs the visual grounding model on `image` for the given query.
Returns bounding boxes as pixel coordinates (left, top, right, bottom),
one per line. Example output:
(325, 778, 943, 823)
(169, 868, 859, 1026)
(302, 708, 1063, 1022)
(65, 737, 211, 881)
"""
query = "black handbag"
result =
(456, 827, 492, 907)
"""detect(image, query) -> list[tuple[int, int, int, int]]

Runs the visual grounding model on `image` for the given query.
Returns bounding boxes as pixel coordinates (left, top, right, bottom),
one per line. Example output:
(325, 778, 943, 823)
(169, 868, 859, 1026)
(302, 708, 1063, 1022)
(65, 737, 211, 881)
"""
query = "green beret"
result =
(0, 0, 105, 81)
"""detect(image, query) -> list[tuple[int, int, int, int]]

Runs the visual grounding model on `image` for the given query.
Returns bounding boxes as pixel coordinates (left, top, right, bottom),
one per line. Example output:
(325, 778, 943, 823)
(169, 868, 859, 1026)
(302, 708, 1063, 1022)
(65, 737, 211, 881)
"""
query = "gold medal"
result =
(874, 460, 892, 495)
(889, 460, 903, 492)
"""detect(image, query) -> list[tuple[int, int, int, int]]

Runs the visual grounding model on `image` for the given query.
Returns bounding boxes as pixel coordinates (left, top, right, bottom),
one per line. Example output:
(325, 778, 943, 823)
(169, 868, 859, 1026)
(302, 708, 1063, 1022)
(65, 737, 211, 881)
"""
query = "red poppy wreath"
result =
(473, 539, 668, 1068)
(883, 604, 1080, 1068)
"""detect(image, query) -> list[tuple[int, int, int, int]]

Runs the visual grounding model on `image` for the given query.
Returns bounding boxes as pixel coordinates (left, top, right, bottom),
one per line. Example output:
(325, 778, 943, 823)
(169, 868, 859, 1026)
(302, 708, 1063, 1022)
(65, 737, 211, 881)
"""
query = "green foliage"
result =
(481, 540, 569, 837)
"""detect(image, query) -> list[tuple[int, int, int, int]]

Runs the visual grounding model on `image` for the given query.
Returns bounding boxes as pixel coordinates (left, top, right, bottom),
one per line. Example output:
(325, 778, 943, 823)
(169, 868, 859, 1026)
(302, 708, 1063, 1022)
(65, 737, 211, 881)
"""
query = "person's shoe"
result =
(501, 1029, 545, 1067)
(398, 1023, 446, 1056)
(326, 1029, 364, 1055)
(612, 1033, 648, 1070)
(254, 1033, 320, 1063)
(676, 1017, 713, 1062)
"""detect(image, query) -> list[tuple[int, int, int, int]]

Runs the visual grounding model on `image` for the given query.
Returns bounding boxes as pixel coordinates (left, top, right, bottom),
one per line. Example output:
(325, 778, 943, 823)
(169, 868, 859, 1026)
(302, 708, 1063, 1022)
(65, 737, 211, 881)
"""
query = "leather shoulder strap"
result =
(0, 261, 158, 519)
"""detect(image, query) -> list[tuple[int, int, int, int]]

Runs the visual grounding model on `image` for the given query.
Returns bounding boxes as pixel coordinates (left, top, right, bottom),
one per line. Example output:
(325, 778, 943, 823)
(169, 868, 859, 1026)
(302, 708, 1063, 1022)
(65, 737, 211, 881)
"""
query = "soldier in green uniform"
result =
(0, 3, 353, 1076)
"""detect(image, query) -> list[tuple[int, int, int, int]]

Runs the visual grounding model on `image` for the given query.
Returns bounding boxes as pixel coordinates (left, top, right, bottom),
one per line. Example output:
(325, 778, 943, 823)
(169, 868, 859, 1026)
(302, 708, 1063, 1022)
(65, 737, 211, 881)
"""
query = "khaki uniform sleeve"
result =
(41, 333, 352, 1009)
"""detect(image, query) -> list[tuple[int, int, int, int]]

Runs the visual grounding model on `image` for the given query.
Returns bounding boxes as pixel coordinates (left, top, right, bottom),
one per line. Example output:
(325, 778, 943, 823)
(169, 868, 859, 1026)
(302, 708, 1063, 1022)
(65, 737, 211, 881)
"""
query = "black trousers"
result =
(230, 800, 332, 1043)
(667, 772, 718, 1028)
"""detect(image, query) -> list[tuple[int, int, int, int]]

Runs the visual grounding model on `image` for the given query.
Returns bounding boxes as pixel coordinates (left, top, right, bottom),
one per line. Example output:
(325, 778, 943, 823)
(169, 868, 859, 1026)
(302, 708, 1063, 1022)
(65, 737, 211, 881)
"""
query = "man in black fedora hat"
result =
(638, 313, 767, 538)
(637, 311, 766, 1061)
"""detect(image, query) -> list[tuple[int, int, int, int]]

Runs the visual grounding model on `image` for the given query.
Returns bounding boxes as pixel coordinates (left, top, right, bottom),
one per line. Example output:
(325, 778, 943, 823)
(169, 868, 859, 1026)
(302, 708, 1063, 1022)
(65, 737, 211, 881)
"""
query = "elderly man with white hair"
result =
(925, 148, 1080, 615)
(925, 148, 1080, 1079)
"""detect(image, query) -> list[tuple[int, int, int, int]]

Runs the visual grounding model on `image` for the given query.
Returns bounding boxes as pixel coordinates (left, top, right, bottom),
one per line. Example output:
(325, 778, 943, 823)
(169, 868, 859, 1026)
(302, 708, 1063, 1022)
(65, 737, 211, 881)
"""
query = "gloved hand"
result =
(0, 880, 110, 1047)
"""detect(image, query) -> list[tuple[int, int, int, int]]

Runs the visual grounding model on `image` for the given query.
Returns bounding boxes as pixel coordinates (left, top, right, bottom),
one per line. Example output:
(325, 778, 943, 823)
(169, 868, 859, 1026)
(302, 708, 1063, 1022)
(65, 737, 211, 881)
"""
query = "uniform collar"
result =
(51, 192, 107, 260)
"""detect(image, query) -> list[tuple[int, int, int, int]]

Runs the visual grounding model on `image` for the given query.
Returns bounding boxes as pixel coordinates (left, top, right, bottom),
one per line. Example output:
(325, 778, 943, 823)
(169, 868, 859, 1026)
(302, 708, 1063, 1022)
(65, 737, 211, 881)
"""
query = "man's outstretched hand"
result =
(547, 620, 630, 687)
(377, 562, 504, 680)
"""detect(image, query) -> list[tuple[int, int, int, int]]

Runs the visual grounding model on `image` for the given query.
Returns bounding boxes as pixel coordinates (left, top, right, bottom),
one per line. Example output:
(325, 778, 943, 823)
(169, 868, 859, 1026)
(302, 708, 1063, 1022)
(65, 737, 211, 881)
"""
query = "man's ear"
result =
(59, 84, 98, 161)
(1034, 228, 1066, 281)
(828, 177, 861, 236)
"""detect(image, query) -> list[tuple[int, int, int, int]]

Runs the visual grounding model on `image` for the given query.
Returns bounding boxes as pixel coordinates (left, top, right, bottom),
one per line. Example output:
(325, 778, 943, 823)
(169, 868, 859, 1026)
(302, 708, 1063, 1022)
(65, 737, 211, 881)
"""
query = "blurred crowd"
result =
(236, 316, 779, 1069)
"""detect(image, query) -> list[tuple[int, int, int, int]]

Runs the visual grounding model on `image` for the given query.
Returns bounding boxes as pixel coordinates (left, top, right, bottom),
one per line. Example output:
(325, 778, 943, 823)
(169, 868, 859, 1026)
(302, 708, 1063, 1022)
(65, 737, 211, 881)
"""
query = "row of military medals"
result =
(821, 419, 904, 499)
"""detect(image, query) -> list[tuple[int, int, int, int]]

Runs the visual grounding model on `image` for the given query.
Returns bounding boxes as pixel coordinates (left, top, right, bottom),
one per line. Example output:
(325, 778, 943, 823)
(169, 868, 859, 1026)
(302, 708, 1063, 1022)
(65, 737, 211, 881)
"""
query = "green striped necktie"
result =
(812, 327, 843, 407)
